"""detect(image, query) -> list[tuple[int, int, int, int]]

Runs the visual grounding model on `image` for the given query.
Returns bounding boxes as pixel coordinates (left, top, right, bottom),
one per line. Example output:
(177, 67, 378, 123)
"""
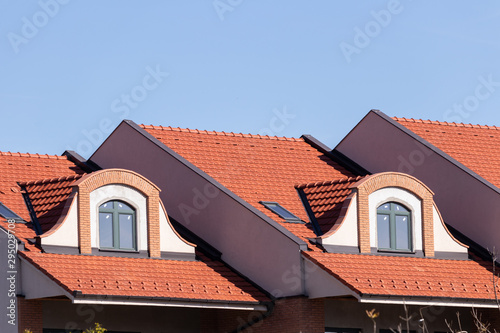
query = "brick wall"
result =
(478, 308, 500, 332)
(17, 297, 42, 333)
(352, 172, 435, 256)
(73, 169, 162, 257)
(201, 297, 324, 333)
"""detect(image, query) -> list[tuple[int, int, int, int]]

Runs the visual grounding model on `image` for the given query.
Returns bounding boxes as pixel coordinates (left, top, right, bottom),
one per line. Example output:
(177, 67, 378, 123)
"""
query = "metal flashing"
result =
(434, 251, 470, 261)
(160, 251, 197, 261)
(301, 134, 369, 176)
(18, 187, 42, 234)
(296, 189, 322, 236)
(63, 150, 101, 172)
(42, 245, 80, 255)
(321, 244, 360, 254)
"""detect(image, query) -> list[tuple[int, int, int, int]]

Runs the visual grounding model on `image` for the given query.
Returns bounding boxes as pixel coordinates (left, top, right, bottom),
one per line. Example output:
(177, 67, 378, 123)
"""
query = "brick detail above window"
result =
(73, 169, 161, 257)
(351, 172, 435, 257)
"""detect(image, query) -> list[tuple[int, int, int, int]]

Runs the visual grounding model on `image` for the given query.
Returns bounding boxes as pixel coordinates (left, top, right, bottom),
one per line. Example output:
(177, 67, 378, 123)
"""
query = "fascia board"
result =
(72, 295, 267, 311)
(359, 295, 500, 309)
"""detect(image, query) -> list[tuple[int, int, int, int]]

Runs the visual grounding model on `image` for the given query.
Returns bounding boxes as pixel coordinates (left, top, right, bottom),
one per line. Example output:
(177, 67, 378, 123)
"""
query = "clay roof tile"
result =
(395, 117, 500, 188)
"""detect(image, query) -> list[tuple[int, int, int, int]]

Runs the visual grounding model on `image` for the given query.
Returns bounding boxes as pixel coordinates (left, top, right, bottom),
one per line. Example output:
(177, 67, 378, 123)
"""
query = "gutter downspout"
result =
(230, 300, 275, 333)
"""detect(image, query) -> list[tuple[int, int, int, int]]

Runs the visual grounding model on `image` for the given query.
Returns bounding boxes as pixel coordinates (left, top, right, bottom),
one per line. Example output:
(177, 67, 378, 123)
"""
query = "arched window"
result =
(377, 202, 412, 252)
(99, 200, 136, 251)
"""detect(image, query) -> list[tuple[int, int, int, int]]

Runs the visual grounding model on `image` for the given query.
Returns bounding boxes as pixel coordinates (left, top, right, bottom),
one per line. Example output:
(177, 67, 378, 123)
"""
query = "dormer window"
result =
(377, 202, 412, 252)
(99, 200, 137, 251)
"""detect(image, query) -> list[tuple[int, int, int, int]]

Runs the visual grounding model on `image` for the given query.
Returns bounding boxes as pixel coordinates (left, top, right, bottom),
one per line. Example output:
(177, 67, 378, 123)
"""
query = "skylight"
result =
(260, 201, 302, 223)
(0, 202, 23, 222)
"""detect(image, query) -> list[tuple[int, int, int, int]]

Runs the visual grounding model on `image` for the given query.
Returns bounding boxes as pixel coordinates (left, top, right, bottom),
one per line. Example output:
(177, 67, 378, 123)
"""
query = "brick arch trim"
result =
(73, 169, 161, 257)
(351, 172, 435, 256)
(352, 172, 434, 199)
(73, 168, 161, 195)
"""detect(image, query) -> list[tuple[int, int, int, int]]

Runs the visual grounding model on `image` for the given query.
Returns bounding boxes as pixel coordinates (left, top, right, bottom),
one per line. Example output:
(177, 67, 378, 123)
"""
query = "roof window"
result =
(260, 201, 302, 223)
(0, 202, 23, 222)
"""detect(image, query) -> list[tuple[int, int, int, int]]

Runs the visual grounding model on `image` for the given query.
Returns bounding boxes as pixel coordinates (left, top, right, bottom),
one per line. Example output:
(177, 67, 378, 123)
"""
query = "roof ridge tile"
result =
(393, 117, 500, 130)
(140, 124, 302, 141)
(0, 151, 69, 160)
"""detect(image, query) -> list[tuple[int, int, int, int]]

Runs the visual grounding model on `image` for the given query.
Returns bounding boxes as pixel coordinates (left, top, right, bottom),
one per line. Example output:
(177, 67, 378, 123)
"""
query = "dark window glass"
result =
(260, 201, 301, 222)
(99, 212, 113, 248)
(377, 214, 391, 249)
(395, 215, 409, 250)
(119, 214, 134, 249)
(99, 200, 136, 251)
(0, 202, 23, 221)
(377, 202, 412, 252)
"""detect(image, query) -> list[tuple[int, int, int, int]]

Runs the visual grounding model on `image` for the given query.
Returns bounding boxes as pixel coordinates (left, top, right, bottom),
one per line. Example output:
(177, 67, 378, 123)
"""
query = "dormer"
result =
(304, 172, 468, 259)
(36, 169, 195, 260)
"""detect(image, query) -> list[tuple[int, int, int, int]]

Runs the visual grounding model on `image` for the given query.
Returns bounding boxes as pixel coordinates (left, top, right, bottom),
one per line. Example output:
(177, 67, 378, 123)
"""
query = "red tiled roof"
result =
(0, 220, 37, 251)
(295, 176, 364, 234)
(20, 251, 268, 304)
(19, 174, 83, 233)
(141, 125, 355, 241)
(0, 152, 85, 249)
(394, 117, 500, 189)
(0, 152, 85, 222)
(305, 251, 498, 300)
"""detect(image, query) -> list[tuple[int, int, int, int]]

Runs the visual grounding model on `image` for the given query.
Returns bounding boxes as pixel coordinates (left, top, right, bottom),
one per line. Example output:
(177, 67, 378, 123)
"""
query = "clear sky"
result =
(2, 1, 500, 158)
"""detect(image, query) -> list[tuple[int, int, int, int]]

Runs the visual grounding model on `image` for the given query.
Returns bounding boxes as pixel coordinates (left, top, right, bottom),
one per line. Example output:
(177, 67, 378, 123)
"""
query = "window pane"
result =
(377, 214, 390, 249)
(393, 203, 409, 213)
(99, 202, 111, 209)
(396, 215, 409, 250)
(378, 203, 391, 211)
(115, 201, 133, 211)
(119, 214, 134, 249)
(99, 213, 113, 248)
(264, 203, 299, 220)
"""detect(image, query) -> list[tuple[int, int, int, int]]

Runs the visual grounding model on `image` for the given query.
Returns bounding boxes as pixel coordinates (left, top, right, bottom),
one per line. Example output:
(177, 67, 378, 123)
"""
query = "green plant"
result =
(366, 308, 380, 333)
(83, 323, 107, 333)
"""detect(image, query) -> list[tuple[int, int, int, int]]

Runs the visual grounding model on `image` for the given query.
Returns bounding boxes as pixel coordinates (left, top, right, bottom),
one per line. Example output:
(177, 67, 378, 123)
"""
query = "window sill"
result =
(377, 249, 415, 255)
(99, 248, 139, 253)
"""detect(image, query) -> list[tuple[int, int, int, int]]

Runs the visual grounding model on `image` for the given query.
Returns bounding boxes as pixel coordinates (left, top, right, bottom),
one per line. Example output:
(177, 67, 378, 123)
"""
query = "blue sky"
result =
(2, 1, 500, 158)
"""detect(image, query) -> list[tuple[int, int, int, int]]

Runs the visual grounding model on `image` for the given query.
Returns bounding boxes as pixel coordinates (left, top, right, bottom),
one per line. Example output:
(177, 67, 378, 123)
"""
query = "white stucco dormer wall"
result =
(159, 202, 195, 254)
(90, 184, 148, 251)
(320, 195, 358, 247)
(369, 187, 423, 252)
(433, 206, 468, 254)
(41, 195, 79, 247)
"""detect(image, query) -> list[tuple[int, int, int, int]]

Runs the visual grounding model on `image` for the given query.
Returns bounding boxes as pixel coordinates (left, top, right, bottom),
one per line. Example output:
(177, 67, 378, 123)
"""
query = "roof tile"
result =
(20, 174, 83, 233)
(0, 152, 85, 224)
(20, 251, 268, 303)
(141, 125, 356, 241)
(304, 251, 499, 300)
(296, 176, 364, 234)
(394, 117, 500, 188)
